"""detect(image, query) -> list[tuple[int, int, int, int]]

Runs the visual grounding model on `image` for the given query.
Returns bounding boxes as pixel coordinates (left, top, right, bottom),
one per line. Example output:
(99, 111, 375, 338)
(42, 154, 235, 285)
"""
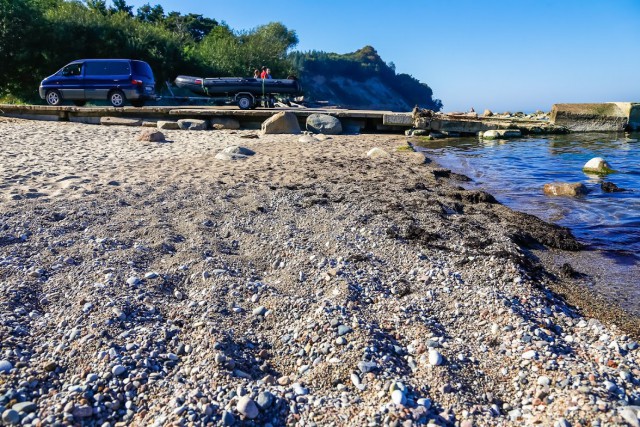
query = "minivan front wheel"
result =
(109, 90, 126, 108)
(45, 90, 62, 106)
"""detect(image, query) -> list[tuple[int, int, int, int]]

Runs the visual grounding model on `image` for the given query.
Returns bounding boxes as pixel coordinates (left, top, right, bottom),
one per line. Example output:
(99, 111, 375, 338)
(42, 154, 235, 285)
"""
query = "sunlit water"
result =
(414, 132, 640, 257)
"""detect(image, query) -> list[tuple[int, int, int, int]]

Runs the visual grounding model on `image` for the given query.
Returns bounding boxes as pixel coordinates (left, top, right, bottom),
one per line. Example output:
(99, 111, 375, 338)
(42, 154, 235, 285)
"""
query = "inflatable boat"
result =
(174, 75, 302, 97)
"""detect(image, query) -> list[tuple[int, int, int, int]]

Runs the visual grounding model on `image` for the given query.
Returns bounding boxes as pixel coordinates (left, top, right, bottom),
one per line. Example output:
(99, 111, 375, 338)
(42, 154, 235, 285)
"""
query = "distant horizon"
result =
(118, 0, 640, 112)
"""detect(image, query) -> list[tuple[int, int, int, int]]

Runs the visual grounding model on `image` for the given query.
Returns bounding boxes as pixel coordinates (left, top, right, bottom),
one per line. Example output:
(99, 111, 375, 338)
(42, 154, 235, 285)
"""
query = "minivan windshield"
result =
(132, 61, 154, 80)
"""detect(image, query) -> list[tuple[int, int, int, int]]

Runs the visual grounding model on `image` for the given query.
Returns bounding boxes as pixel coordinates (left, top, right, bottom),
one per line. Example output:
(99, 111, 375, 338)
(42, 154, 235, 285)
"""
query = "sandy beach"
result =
(1, 116, 639, 426)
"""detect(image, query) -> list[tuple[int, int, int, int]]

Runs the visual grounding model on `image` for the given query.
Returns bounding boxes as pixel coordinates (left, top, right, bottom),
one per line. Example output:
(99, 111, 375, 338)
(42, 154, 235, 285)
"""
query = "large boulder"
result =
(261, 112, 301, 134)
(481, 129, 522, 139)
(543, 183, 588, 197)
(583, 157, 614, 175)
(178, 119, 208, 131)
(306, 114, 343, 135)
(210, 117, 240, 130)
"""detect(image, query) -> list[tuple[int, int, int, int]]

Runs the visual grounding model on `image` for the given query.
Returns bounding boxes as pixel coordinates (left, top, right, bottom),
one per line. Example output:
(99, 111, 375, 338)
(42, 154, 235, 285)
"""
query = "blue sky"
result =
(123, 0, 640, 112)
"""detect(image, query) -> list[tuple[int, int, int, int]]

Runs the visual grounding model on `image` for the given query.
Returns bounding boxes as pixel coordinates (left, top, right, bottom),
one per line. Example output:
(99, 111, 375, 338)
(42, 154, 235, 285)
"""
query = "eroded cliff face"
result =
(302, 74, 415, 111)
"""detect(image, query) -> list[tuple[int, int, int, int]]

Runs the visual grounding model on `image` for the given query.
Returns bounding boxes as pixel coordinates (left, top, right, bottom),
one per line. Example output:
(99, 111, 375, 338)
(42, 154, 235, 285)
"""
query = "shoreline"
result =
(0, 117, 639, 426)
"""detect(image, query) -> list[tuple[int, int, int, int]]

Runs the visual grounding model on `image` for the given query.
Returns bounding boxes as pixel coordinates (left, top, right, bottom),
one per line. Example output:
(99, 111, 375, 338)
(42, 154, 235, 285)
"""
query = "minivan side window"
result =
(62, 63, 83, 76)
(85, 61, 131, 76)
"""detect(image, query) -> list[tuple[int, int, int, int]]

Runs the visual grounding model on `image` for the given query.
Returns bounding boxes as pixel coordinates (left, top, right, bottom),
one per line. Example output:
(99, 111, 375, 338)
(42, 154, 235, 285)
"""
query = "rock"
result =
(601, 181, 625, 192)
(620, 408, 640, 427)
(482, 129, 522, 139)
(337, 325, 352, 336)
(366, 147, 390, 159)
(86, 373, 99, 382)
(12, 401, 36, 413)
(236, 396, 259, 419)
(483, 109, 493, 117)
(177, 119, 208, 131)
(100, 117, 142, 126)
(554, 418, 571, 427)
(522, 350, 537, 360)
(429, 350, 443, 366)
(306, 114, 343, 135)
(135, 129, 165, 142)
(222, 410, 235, 426)
(0, 360, 12, 373)
(298, 135, 319, 143)
(210, 117, 240, 130)
(336, 337, 347, 345)
(583, 157, 614, 174)
(44, 361, 57, 372)
(72, 405, 93, 418)
(215, 145, 256, 161)
(357, 361, 378, 374)
(142, 121, 157, 127)
(126, 276, 141, 286)
(112, 365, 126, 376)
(543, 183, 588, 197)
(537, 376, 551, 386)
(260, 112, 301, 135)
(252, 306, 267, 316)
(2, 409, 19, 425)
(157, 120, 180, 130)
(391, 389, 406, 405)
(256, 391, 275, 409)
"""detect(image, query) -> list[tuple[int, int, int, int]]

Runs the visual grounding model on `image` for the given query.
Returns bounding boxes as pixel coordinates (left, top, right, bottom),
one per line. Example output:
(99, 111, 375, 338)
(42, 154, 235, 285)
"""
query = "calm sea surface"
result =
(414, 132, 640, 257)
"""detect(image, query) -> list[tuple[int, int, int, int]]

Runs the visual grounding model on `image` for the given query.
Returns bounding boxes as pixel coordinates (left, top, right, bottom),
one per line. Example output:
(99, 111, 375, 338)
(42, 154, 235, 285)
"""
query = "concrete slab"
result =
(383, 113, 413, 126)
(550, 103, 630, 132)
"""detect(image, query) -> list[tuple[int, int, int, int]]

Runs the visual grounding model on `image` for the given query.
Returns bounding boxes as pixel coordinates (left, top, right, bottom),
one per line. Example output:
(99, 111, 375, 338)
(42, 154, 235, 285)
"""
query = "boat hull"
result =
(174, 75, 302, 97)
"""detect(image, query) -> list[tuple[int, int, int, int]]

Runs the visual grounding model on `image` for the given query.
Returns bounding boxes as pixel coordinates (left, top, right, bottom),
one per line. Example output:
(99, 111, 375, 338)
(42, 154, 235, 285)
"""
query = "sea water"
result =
(414, 132, 640, 255)
(414, 132, 640, 314)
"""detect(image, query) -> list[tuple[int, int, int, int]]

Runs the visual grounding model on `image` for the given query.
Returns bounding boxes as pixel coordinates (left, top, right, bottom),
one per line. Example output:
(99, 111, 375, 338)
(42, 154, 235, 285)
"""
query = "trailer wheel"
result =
(237, 95, 253, 110)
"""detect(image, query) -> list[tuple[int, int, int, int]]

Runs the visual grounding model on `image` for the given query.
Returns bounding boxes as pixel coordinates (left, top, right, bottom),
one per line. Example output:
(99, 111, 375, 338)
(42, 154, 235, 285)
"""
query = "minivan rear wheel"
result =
(45, 90, 62, 106)
(109, 90, 126, 108)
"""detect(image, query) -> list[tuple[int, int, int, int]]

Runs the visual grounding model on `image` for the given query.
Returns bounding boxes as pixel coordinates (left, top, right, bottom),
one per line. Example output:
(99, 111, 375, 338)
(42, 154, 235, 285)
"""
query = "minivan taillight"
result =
(195, 79, 203, 85)
(131, 79, 143, 86)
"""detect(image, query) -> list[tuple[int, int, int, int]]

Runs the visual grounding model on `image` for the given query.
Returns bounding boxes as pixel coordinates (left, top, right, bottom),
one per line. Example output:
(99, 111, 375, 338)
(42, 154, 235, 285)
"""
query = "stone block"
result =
(100, 116, 142, 126)
(383, 113, 413, 126)
(550, 103, 628, 132)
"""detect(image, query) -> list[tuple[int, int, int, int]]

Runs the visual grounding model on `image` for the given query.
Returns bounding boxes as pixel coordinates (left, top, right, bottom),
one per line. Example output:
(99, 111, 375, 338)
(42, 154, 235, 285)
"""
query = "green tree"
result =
(136, 3, 164, 24)
(110, 0, 133, 16)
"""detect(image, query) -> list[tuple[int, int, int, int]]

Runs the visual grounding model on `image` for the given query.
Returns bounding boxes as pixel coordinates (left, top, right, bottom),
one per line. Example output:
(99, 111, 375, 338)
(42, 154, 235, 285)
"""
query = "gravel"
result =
(0, 120, 638, 426)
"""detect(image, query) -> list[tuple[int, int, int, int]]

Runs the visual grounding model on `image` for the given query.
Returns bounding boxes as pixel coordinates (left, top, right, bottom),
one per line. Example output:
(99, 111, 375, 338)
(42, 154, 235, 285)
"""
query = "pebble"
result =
(358, 361, 378, 374)
(126, 276, 141, 286)
(2, 409, 19, 425)
(337, 325, 352, 336)
(522, 350, 537, 360)
(554, 418, 571, 427)
(429, 350, 443, 366)
(12, 402, 36, 413)
(236, 396, 259, 419)
(0, 360, 12, 373)
(252, 306, 267, 316)
(222, 410, 235, 426)
(620, 408, 640, 427)
(391, 390, 406, 405)
(256, 391, 274, 409)
(112, 365, 126, 376)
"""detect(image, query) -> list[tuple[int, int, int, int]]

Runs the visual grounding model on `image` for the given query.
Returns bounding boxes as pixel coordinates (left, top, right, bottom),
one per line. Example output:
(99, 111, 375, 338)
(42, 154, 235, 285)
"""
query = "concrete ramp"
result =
(550, 103, 639, 132)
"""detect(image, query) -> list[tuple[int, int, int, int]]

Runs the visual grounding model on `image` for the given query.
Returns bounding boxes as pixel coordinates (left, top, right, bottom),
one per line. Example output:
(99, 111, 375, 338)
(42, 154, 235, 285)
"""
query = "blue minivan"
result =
(39, 59, 156, 107)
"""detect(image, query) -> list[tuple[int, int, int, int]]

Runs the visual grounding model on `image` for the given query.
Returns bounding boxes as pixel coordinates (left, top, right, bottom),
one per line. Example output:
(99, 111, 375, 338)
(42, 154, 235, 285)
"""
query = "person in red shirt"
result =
(260, 66, 268, 79)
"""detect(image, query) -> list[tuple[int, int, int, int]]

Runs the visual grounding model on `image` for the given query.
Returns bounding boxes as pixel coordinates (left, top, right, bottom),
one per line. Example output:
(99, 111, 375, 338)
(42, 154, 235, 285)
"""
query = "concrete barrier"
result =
(550, 103, 639, 132)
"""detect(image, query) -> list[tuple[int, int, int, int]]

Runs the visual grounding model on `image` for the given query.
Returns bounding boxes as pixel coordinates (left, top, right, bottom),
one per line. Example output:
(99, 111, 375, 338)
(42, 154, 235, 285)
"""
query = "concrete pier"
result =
(550, 103, 640, 132)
